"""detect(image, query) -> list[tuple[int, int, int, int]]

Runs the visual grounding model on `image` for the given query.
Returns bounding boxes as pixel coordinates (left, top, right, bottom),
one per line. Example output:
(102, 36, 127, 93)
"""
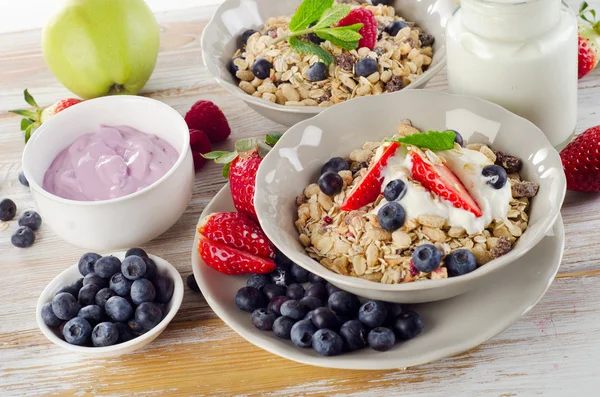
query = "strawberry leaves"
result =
(580, 2, 600, 34)
(386, 131, 457, 151)
(9, 89, 43, 144)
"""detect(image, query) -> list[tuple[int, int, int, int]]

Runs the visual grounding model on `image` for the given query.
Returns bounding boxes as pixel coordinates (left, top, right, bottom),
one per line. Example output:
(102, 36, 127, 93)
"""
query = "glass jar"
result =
(446, 0, 578, 147)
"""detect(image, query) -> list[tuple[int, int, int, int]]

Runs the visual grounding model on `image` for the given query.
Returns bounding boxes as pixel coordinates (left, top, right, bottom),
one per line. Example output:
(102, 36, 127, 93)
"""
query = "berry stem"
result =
(270, 28, 314, 46)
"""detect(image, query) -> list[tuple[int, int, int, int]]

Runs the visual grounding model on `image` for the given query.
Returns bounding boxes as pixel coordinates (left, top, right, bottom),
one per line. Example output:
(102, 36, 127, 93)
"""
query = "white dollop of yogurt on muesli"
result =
(372, 145, 512, 235)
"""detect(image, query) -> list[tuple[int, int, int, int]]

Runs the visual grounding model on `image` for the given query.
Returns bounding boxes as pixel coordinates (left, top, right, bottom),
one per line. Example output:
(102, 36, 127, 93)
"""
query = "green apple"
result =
(42, 0, 160, 99)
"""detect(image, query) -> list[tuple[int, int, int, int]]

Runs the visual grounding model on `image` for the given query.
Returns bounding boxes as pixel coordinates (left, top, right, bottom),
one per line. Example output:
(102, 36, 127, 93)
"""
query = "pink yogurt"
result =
(43, 125, 179, 201)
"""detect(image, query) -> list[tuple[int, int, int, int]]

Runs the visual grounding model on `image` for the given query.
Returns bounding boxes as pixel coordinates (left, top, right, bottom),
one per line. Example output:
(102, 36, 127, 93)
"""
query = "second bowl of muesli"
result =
(254, 90, 566, 303)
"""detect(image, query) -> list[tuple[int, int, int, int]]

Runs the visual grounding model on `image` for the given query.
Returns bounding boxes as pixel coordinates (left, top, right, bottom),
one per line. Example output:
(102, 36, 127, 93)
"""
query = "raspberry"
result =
(189, 129, 212, 171)
(184, 100, 231, 143)
(337, 8, 378, 50)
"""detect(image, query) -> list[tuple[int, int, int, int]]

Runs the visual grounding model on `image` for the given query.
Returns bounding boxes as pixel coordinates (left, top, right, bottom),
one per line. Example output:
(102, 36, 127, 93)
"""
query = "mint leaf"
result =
(317, 27, 362, 43)
(290, 0, 334, 32)
(314, 4, 351, 29)
(315, 31, 358, 50)
(341, 23, 364, 32)
(386, 131, 457, 151)
(202, 151, 231, 160)
(266, 133, 283, 146)
(20, 118, 33, 131)
(215, 151, 239, 165)
(23, 89, 38, 108)
(235, 138, 258, 152)
(289, 36, 334, 65)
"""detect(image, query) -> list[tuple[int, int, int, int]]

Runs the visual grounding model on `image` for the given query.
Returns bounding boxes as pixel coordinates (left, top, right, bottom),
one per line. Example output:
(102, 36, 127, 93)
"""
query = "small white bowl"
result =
(22, 96, 194, 251)
(36, 252, 184, 357)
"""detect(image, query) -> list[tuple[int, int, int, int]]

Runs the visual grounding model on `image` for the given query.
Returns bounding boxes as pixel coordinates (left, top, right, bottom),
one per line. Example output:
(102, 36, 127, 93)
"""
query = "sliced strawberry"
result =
(198, 212, 275, 258)
(340, 142, 400, 211)
(198, 235, 276, 275)
(410, 151, 483, 217)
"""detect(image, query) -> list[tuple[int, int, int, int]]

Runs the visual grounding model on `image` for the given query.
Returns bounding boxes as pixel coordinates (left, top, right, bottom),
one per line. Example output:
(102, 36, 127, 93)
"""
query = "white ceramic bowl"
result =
(254, 90, 566, 303)
(22, 96, 194, 251)
(36, 252, 184, 357)
(201, 0, 455, 126)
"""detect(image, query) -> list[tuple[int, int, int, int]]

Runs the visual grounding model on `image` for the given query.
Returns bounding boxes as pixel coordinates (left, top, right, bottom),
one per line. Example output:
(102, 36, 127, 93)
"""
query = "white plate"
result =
(191, 185, 564, 369)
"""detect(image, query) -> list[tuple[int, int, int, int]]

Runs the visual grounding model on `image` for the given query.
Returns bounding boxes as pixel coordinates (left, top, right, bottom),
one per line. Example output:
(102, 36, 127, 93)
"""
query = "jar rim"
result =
(465, 0, 547, 6)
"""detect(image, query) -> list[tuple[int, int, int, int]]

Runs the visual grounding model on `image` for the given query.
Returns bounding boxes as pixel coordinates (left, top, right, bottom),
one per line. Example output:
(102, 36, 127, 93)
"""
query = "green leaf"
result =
(235, 138, 258, 152)
(20, 118, 33, 131)
(266, 133, 283, 146)
(386, 130, 457, 151)
(317, 27, 362, 43)
(24, 123, 36, 143)
(257, 141, 272, 158)
(315, 31, 358, 50)
(214, 151, 239, 165)
(222, 162, 231, 178)
(202, 150, 231, 160)
(341, 23, 364, 32)
(9, 109, 39, 119)
(23, 89, 38, 108)
(580, 2, 589, 14)
(289, 36, 334, 65)
(314, 4, 351, 29)
(290, 0, 334, 32)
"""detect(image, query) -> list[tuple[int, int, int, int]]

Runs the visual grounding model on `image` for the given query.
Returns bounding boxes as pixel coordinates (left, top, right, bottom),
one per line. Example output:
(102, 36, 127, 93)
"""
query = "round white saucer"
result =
(191, 184, 564, 370)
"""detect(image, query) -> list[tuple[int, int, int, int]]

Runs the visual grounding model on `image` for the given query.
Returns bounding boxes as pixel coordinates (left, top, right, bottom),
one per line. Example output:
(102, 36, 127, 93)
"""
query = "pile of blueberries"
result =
(41, 248, 174, 347)
(0, 198, 42, 248)
(235, 252, 424, 356)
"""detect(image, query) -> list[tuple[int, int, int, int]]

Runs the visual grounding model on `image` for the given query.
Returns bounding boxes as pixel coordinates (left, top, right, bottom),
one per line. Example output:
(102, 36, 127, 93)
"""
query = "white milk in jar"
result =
(446, 0, 578, 146)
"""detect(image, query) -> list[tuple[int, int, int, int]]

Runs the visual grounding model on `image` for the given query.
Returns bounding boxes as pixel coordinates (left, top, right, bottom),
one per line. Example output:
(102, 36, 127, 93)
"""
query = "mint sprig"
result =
(271, 0, 363, 65)
(386, 131, 457, 151)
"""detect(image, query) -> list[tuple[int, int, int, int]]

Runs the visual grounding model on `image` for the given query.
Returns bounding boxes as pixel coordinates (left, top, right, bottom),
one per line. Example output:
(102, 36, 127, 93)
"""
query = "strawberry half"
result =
(198, 235, 276, 275)
(198, 212, 276, 258)
(560, 125, 600, 191)
(410, 151, 483, 217)
(578, 1, 600, 79)
(340, 142, 400, 211)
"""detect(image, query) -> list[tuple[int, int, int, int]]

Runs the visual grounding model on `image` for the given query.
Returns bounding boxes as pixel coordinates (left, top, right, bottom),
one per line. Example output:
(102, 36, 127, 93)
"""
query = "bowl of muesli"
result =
(201, 0, 454, 126)
(254, 90, 566, 303)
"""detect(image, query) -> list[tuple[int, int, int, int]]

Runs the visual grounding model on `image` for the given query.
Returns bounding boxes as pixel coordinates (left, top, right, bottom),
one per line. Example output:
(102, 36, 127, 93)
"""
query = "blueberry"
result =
(52, 292, 81, 321)
(307, 62, 328, 82)
(121, 256, 147, 280)
(307, 22, 325, 45)
(251, 308, 278, 331)
(385, 20, 408, 37)
(447, 129, 464, 147)
(245, 274, 268, 290)
(125, 247, 148, 258)
(41, 302, 62, 327)
(95, 288, 116, 308)
(83, 273, 109, 289)
(321, 157, 350, 176)
(114, 322, 135, 342)
(78, 284, 100, 306)
(127, 319, 146, 335)
(78, 253, 101, 276)
(286, 283, 305, 300)
(62, 317, 92, 346)
(368, 327, 396, 351)
(78, 305, 103, 325)
(227, 56, 243, 77)
(377, 202, 406, 231)
(318, 171, 343, 197)
(272, 316, 295, 339)
(267, 295, 290, 316)
(110, 273, 133, 297)
(252, 58, 272, 80)
(312, 329, 343, 356)
(270, 267, 294, 286)
(11, 226, 35, 248)
(328, 291, 360, 316)
(412, 244, 442, 273)
(384, 179, 407, 202)
(305, 282, 328, 303)
(18, 211, 42, 231)
(311, 307, 338, 330)
(0, 198, 16, 221)
(275, 251, 293, 270)
(131, 279, 156, 305)
(385, 303, 405, 324)
(136, 302, 163, 330)
(187, 274, 200, 292)
(241, 29, 258, 45)
(304, 310, 315, 322)
(105, 296, 133, 322)
(143, 257, 158, 279)
(355, 58, 378, 77)
(71, 278, 84, 293)
(291, 319, 317, 348)
(309, 273, 327, 285)
(280, 300, 309, 321)
(18, 171, 29, 187)
(371, 0, 392, 5)
(340, 320, 369, 351)
(235, 286, 267, 313)
(153, 276, 174, 303)
(91, 322, 119, 347)
(358, 301, 388, 328)
(419, 33, 435, 47)
(57, 285, 79, 297)
(263, 284, 287, 300)
(290, 263, 310, 283)
(446, 249, 477, 277)
(393, 311, 424, 340)
(482, 164, 508, 189)
(299, 296, 322, 311)
(94, 256, 121, 279)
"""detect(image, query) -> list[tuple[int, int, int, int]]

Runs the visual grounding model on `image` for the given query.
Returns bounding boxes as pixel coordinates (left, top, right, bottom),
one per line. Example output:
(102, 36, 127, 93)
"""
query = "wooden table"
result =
(1, 1, 599, 395)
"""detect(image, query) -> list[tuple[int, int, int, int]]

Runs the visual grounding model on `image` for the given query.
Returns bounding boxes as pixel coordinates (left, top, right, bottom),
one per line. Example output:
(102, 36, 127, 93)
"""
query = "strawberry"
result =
(184, 100, 231, 143)
(9, 89, 82, 143)
(198, 235, 276, 275)
(560, 125, 600, 191)
(198, 212, 276, 258)
(410, 151, 483, 217)
(340, 142, 400, 211)
(189, 129, 212, 171)
(337, 7, 378, 50)
(578, 2, 600, 79)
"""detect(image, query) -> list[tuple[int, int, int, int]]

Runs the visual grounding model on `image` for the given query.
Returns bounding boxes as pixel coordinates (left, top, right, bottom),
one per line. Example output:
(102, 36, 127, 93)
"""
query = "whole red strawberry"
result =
(578, 2, 600, 79)
(185, 100, 231, 143)
(560, 126, 600, 192)
(337, 7, 378, 50)
(189, 129, 212, 171)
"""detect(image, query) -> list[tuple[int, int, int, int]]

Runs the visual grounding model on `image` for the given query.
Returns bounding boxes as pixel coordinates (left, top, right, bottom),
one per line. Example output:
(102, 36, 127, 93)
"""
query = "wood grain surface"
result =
(1, 1, 600, 395)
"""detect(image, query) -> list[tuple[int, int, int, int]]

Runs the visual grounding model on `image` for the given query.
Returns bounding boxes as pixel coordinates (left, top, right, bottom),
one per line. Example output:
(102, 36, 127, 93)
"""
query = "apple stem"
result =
(109, 84, 126, 95)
